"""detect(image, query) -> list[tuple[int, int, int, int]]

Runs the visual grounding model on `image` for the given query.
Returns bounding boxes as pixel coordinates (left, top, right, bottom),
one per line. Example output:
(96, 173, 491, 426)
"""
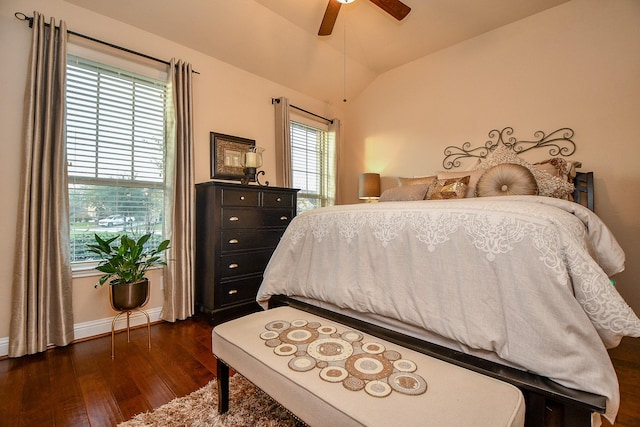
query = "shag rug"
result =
(119, 375, 298, 427)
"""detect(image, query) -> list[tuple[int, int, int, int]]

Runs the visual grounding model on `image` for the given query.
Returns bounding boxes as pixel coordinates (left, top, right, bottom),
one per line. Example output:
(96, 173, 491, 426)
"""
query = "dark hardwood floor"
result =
(0, 316, 638, 427)
(0, 315, 218, 427)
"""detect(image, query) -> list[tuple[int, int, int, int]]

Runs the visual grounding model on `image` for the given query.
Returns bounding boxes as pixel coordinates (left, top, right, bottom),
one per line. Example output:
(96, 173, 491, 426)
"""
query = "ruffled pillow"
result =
(477, 143, 574, 198)
(476, 163, 538, 197)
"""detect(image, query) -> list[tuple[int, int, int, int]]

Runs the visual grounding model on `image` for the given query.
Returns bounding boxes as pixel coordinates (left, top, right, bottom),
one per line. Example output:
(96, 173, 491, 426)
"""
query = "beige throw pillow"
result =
(397, 176, 436, 187)
(379, 184, 431, 202)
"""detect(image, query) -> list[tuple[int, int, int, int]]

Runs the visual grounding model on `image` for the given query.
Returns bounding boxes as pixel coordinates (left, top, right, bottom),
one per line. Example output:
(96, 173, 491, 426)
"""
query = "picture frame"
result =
(210, 132, 256, 180)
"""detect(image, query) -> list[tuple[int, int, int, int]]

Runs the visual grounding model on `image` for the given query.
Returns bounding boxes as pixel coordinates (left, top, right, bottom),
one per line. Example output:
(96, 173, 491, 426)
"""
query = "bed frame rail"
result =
(573, 171, 594, 211)
(269, 295, 606, 427)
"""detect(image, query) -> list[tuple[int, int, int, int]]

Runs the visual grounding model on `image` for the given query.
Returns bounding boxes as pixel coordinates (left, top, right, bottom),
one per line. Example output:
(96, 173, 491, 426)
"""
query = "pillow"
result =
(397, 176, 436, 187)
(379, 183, 431, 202)
(427, 176, 470, 200)
(534, 157, 570, 176)
(532, 161, 560, 178)
(437, 169, 485, 198)
(533, 158, 578, 185)
(477, 143, 574, 199)
(476, 163, 538, 197)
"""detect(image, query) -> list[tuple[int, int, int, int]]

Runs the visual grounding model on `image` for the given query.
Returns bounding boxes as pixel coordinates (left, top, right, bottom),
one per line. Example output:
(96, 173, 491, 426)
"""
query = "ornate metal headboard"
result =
(442, 127, 576, 170)
(441, 127, 594, 211)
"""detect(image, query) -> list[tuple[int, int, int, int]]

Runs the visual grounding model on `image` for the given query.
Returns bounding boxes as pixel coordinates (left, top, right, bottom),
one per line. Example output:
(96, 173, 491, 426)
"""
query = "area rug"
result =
(119, 375, 298, 427)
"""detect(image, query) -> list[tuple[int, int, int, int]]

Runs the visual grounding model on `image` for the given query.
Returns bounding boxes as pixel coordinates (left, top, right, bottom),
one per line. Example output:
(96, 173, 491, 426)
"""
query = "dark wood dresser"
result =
(195, 181, 298, 324)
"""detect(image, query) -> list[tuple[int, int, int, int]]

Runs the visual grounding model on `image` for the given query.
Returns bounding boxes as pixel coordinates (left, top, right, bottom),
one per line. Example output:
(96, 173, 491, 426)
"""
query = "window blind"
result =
(290, 121, 330, 213)
(66, 56, 165, 183)
(66, 55, 167, 263)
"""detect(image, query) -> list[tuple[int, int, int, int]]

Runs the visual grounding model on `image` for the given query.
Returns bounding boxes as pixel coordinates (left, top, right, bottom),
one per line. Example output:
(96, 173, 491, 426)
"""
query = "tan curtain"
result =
(274, 97, 292, 187)
(10, 12, 74, 357)
(327, 118, 341, 205)
(161, 59, 195, 322)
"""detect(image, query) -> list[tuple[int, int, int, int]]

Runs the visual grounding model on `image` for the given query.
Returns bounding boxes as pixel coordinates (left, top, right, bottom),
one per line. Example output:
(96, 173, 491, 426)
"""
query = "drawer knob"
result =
(229, 216, 239, 222)
(280, 216, 288, 221)
(228, 263, 239, 269)
(228, 238, 239, 244)
(276, 197, 282, 202)
(240, 196, 245, 200)
(228, 289, 238, 295)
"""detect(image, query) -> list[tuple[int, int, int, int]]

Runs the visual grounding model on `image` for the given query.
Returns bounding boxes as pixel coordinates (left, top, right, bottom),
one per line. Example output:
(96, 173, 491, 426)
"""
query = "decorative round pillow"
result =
(476, 163, 538, 197)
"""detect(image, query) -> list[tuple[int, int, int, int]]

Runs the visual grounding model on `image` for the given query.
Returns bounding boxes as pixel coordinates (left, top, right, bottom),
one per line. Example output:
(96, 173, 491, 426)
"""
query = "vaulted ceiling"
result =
(64, 0, 570, 104)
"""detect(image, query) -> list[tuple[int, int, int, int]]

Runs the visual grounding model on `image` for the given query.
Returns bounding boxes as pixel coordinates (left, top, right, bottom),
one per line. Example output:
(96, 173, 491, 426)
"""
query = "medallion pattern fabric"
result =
(260, 319, 427, 397)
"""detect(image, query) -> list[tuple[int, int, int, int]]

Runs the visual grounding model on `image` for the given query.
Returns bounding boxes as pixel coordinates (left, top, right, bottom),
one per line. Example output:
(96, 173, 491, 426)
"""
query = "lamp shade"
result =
(358, 173, 381, 200)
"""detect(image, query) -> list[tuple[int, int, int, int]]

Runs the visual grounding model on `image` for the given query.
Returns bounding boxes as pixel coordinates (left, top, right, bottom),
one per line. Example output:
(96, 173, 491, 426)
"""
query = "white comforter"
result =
(257, 195, 640, 422)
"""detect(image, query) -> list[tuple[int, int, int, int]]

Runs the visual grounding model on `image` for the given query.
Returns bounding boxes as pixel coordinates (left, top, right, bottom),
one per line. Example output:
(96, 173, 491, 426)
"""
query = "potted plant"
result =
(89, 233, 170, 311)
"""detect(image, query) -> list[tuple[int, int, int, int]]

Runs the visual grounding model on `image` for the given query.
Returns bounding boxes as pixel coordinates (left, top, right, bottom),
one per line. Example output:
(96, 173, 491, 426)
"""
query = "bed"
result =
(256, 128, 640, 425)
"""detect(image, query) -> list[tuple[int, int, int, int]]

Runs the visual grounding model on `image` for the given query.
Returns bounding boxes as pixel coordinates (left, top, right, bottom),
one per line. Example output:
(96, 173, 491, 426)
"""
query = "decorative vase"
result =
(110, 278, 150, 311)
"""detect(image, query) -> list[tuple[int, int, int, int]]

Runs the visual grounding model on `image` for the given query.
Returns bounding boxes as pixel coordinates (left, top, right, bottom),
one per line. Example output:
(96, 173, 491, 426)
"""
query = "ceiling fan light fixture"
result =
(319, 0, 410, 36)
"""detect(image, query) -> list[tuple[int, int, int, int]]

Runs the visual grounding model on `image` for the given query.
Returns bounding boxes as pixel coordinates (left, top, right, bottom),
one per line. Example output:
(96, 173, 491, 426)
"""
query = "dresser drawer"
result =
(221, 208, 294, 229)
(221, 229, 283, 252)
(221, 188, 260, 207)
(263, 191, 295, 208)
(217, 276, 263, 307)
(219, 250, 274, 279)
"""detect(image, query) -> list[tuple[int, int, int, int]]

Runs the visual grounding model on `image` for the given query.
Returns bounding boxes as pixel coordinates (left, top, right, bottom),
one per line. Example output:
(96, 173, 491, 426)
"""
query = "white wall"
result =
(341, 0, 640, 312)
(0, 0, 343, 352)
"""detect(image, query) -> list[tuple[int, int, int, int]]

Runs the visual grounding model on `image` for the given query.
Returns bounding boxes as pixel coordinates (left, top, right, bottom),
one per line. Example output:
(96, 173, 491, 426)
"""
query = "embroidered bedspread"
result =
(257, 195, 640, 422)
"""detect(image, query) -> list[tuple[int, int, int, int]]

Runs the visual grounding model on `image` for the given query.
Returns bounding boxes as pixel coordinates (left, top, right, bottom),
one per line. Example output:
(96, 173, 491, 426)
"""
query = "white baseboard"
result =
(0, 307, 163, 357)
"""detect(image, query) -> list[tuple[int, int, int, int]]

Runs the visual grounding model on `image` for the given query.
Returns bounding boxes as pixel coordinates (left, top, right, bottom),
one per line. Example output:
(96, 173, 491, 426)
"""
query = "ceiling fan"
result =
(318, 0, 411, 36)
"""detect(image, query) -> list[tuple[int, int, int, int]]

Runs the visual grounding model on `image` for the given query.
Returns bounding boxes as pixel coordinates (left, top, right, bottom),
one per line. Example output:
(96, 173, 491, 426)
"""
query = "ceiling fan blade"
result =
(369, 0, 411, 21)
(318, 0, 342, 36)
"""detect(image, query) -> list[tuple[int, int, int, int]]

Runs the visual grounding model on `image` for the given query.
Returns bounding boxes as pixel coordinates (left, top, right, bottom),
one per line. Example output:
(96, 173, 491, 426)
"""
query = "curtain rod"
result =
(271, 98, 333, 124)
(15, 12, 200, 74)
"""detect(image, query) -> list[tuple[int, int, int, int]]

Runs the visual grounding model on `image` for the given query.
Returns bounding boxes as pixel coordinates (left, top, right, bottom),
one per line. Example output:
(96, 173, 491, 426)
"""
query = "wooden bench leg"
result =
(217, 360, 230, 414)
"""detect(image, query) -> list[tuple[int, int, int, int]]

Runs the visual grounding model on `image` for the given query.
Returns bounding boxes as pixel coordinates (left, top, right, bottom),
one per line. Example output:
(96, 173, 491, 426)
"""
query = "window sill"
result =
(71, 263, 164, 279)
(72, 263, 101, 279)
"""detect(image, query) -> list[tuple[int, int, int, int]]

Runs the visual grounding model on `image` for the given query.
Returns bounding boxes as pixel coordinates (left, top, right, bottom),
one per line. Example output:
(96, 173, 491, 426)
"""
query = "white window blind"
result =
(66, 55, 167, 263)
(290, 120, 333, 213)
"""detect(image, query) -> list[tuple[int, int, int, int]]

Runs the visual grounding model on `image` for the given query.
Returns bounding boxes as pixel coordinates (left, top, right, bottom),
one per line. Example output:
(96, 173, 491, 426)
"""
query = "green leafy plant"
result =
(88, 233, 170, 287)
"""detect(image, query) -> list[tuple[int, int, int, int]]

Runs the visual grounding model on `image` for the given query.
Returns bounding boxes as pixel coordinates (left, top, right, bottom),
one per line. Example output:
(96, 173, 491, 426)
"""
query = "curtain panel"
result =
(274, 97, 341, 204)
(161, 59, 195, 322)
(274, 97, 292, 188)
(10, 12, 74, 357)
(327, 118, 341, 206)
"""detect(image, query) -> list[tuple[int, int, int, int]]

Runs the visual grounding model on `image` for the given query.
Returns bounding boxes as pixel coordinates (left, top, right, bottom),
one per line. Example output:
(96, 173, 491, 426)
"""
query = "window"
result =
(290, 120, 336, 213)
(66, 55, 168, 263)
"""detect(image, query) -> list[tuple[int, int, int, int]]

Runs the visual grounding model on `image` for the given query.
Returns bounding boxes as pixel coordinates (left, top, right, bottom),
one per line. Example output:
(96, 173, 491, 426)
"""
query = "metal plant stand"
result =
(110, 308, 151, 359)
(109, 280, 151, 359)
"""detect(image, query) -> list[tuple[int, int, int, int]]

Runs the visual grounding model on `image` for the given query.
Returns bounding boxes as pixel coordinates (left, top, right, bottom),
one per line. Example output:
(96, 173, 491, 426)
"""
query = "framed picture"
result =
(210, 132, 255, 180)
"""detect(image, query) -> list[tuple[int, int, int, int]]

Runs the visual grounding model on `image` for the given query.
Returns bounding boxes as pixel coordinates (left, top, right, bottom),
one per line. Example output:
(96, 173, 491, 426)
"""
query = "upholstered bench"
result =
(212, 306, 525, 427)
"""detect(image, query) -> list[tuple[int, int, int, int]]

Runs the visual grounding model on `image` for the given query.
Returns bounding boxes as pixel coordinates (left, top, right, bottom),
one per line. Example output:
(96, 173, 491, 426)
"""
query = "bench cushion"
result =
(212, 306, 525, 427)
